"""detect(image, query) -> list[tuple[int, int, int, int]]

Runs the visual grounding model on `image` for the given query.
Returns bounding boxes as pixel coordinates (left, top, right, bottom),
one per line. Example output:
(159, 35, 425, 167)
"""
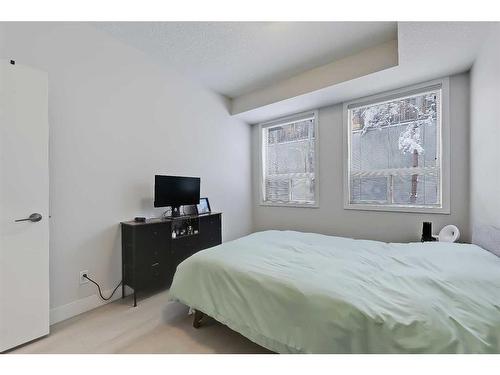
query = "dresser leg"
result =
(133, 290, 137, 307)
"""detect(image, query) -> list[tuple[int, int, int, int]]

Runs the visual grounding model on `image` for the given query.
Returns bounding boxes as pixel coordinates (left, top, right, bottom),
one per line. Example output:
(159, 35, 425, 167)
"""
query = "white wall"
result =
(252, 73, 470, 243)
(0, 22, 253, 321)
(470, 24, 500, 255)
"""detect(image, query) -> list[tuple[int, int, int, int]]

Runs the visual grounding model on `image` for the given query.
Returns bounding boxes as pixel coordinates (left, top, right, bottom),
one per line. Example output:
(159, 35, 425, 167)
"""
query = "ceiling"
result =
(93, 22, 397, 98)
(231, 22, 495, 123)
(93, 21, 495, 124)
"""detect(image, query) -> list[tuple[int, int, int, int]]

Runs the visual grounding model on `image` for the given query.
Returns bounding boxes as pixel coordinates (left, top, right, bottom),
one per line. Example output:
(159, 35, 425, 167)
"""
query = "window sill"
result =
(259, 201, 319, 209)
(344, 203, 450, 214)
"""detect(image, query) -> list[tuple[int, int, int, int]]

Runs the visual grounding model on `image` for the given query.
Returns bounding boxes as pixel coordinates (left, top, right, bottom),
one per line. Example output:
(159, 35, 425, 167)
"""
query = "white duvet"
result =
(169, 230, 500, 353)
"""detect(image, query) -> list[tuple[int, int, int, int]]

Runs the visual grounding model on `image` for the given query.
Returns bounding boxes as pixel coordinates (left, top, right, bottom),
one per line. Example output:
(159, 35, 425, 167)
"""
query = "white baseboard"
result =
(49, 287, 131, 325)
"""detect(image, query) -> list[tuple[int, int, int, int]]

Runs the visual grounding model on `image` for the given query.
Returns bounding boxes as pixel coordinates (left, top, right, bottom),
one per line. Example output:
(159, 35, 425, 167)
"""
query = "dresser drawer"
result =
(171, 235, 198, 264)
(133, 224, 169, 266)
(133, 260, 169, 289)
(134, 223, 169, 247)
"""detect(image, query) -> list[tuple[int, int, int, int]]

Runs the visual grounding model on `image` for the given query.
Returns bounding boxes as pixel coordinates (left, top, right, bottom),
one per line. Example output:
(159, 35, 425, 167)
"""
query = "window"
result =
(344, 79, 450, 213)
(260, 111, 318, 207)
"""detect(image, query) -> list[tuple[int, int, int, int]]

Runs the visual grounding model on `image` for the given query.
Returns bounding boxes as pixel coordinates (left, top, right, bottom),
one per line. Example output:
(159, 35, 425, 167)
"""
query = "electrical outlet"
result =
(80, 270, 89, 285)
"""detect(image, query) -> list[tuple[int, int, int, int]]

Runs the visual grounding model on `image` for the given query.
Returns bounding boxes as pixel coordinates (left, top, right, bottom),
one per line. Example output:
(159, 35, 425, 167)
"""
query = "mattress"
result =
(168, 230, 500, 353)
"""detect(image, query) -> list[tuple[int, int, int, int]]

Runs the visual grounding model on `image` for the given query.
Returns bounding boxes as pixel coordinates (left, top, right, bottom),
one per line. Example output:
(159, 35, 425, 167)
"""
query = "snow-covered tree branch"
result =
(356, 93, 437, 155)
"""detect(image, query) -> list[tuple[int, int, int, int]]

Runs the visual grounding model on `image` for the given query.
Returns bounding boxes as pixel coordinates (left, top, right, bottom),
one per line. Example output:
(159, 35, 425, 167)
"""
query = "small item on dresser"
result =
(421, 222, 437, 242)
(197, 197, 211, 214)
(134, 217, 146, 223)
(182, 204, 198, 216)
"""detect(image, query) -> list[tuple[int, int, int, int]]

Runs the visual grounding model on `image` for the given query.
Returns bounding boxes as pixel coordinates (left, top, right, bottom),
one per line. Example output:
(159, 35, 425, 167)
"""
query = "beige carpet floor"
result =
(11, 290, 271, 354)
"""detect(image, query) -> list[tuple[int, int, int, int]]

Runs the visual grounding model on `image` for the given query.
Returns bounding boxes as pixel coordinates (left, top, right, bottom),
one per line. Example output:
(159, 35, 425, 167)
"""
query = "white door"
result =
(0, 60, 49, 352)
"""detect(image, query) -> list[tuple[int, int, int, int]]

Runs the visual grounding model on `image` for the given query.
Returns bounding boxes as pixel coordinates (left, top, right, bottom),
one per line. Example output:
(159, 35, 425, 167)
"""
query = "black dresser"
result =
(121, 212, 222, 306)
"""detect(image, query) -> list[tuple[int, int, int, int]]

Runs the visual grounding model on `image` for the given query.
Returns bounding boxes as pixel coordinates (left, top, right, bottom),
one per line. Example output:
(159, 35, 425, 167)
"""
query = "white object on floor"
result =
(439, 225, 460, 242)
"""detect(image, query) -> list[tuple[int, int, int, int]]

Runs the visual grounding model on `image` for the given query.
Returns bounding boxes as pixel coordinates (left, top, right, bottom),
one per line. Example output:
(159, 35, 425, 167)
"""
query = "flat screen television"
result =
(154, 175, 200, 216)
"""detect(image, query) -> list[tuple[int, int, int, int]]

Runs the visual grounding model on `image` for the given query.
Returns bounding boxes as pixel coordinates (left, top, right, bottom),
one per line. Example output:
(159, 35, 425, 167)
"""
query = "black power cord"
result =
(83, 274, 122, 301)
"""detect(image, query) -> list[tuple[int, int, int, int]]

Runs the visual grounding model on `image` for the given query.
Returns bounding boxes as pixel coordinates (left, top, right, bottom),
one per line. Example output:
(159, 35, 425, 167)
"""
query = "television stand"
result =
(120, 212, 222, 306)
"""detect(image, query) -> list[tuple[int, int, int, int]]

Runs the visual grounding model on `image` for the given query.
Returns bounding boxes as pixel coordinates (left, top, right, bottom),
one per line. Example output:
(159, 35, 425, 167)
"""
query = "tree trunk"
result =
(410, 149, 419, 204)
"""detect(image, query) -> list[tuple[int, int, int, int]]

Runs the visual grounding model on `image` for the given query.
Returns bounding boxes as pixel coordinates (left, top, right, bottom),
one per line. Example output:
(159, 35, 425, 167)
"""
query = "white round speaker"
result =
(438, 225, 460, 243)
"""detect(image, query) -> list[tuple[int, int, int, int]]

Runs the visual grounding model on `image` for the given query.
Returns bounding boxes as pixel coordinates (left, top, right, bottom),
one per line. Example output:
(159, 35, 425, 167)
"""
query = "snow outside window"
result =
(260, 112, 318, 207)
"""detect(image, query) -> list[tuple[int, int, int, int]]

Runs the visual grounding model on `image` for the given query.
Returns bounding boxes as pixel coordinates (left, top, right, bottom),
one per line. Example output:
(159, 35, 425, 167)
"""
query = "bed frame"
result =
(193, 309, 205, 328)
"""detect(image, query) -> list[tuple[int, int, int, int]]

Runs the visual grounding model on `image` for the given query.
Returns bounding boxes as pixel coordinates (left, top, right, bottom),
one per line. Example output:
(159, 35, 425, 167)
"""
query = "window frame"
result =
(258, 110, 320, 208)
(343, 78, 450, 214)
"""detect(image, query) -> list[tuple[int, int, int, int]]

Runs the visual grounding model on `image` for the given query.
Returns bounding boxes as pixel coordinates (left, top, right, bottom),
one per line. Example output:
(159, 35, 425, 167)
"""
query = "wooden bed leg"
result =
(193, 310, 204, 329)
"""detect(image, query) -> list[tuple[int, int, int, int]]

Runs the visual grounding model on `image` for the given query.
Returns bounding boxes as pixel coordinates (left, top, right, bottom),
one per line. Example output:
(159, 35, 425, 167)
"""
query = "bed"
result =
(168, 230, 500, 353)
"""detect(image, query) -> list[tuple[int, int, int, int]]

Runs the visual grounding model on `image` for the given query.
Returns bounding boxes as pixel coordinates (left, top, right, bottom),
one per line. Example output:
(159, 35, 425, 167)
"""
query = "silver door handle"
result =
(15, 213, 42, 222)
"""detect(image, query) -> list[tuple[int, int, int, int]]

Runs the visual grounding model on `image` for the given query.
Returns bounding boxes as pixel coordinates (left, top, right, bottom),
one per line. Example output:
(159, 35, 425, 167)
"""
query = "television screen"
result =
(154, 175, 200, 208)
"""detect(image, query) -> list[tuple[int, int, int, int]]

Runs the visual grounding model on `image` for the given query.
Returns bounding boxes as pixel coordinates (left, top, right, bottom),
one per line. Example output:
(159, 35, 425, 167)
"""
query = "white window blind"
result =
(261, 112, 317, 206)
(346, 86, 443, 210)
